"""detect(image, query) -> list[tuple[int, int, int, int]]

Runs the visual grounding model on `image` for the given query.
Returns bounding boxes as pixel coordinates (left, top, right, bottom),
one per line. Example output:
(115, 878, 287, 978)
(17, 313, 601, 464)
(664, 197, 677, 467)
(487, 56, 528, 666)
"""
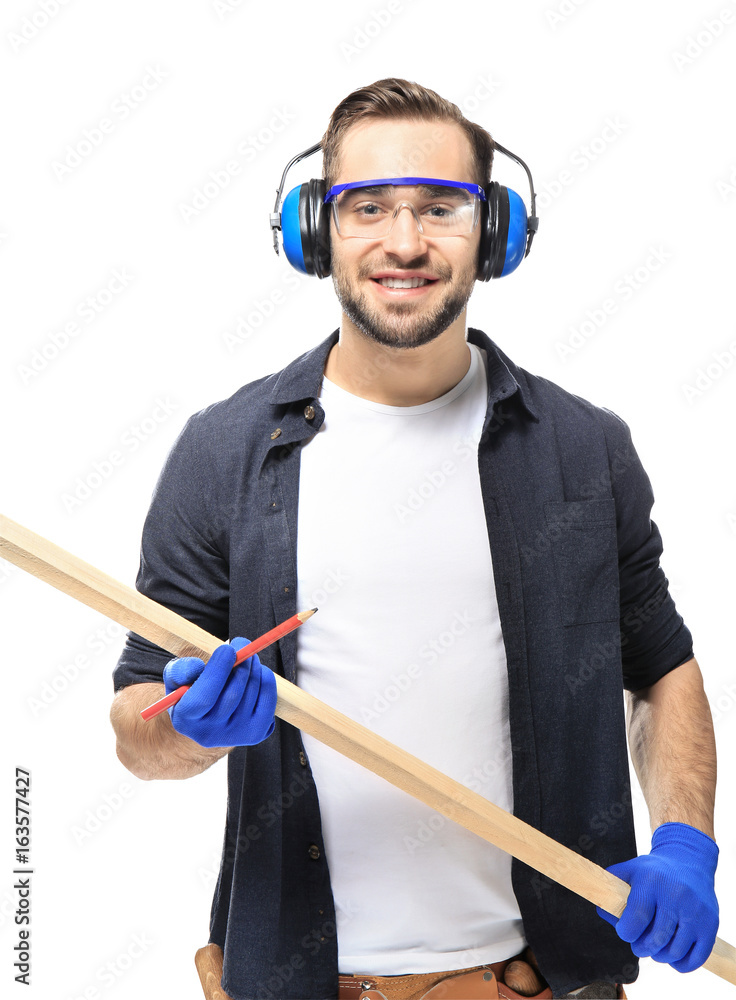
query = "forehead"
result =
(334, 118, 476, 183)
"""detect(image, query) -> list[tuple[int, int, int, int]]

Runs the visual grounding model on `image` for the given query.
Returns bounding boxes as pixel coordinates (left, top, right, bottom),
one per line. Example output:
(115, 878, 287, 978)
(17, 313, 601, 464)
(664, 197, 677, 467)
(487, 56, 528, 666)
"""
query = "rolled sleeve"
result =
(601, 409, 694, 691)
(113, 413, 230, 692)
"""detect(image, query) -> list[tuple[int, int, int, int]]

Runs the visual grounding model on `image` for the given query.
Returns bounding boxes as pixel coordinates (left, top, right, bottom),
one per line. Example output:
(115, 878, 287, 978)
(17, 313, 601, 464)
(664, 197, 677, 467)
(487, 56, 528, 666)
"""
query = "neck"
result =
(323, 313, 472, 406)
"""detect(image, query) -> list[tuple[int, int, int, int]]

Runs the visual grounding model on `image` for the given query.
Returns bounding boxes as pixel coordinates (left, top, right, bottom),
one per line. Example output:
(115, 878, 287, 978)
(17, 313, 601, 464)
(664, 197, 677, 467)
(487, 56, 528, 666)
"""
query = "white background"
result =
(1, 0, 735, 997)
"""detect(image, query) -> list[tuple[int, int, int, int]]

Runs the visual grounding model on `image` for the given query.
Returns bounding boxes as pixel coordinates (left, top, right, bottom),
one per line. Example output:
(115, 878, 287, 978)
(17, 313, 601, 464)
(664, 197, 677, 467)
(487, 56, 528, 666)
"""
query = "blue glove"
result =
(163, 637, 277, 748)
(596, 822, 719, 972)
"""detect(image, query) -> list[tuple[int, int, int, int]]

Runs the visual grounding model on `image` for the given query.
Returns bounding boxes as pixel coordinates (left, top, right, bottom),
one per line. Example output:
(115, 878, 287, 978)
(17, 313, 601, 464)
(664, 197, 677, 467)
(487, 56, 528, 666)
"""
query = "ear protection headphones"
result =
(269, 139, 538, 281)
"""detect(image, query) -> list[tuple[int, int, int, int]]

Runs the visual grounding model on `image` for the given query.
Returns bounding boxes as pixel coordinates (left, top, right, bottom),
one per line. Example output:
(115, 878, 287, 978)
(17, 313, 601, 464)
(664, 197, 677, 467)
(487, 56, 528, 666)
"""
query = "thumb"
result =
(163, 656, 206, 691)
(596, 859, 639, 926)
(229, 636, 252, 653)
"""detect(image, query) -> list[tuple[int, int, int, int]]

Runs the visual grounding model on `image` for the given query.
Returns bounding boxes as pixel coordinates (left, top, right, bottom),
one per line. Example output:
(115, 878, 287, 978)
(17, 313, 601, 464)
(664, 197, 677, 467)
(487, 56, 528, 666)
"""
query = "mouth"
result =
(369, 273, 439, 297)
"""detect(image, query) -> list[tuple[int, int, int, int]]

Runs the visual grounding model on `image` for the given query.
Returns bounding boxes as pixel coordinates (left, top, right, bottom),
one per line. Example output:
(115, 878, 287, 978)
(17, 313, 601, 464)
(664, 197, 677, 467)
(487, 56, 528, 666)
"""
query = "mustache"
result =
(356, 259, 452, 281)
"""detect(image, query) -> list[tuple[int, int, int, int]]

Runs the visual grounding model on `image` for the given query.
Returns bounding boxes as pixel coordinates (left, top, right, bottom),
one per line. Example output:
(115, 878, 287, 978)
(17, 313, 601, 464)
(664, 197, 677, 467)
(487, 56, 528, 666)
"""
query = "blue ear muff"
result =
(281, 184, 309, 274)
(280, 179, 331, 278)
(500, 188, 528, 277)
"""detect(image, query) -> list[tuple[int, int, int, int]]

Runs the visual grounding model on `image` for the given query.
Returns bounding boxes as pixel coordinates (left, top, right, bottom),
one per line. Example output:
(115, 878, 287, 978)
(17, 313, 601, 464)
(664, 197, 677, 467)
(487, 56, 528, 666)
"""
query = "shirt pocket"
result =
(543, 498, 618, 626)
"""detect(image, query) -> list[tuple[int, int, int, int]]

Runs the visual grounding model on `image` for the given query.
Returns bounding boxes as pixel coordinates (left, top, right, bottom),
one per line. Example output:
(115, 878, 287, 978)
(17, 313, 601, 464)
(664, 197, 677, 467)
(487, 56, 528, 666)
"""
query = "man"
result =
(110, 79, 719, 1000)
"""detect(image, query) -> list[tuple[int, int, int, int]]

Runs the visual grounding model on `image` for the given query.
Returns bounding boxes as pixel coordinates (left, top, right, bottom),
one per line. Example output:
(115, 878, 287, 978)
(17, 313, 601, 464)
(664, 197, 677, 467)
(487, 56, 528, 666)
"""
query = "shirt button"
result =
(304, 405, 315, 420)
(299, 751, 307, 766)
(270, 428, 282, 439)
(308, 844, 320, 860)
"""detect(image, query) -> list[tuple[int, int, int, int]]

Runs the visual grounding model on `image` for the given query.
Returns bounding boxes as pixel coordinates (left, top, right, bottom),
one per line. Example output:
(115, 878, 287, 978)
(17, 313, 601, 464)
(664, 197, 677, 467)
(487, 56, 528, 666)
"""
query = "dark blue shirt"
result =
(113, 327, 694, 999)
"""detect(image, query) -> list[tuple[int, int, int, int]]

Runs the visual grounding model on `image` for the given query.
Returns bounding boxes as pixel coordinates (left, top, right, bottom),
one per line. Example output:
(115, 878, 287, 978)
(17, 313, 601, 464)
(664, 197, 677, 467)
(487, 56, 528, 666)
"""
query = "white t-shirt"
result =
(295, 341, 525, 974)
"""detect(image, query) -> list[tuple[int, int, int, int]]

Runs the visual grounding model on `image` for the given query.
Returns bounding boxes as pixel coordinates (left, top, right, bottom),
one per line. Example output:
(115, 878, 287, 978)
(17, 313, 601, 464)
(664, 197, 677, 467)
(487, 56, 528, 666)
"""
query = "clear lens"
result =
(332, 184, 481, 238)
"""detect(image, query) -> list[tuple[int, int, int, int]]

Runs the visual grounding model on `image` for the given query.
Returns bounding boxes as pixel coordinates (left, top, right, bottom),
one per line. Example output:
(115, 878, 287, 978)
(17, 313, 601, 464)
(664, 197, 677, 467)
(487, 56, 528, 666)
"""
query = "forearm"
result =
(627, 657, 716, 839)
(110, 683, 233, 780)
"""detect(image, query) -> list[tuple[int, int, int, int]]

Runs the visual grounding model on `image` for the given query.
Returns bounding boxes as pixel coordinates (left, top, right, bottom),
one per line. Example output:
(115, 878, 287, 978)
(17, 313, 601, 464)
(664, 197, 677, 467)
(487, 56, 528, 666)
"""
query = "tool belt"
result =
(338, 952, 547, 1000)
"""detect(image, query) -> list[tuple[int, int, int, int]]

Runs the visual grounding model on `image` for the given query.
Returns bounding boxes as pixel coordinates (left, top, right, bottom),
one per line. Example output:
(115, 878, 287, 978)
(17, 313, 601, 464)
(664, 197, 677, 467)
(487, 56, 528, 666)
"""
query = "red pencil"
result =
(140, 608, 317, 721)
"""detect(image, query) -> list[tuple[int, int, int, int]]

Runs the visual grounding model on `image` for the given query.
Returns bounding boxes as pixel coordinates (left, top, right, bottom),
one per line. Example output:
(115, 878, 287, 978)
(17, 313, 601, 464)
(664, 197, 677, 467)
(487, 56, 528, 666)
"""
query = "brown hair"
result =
(320, 77, 494, 191)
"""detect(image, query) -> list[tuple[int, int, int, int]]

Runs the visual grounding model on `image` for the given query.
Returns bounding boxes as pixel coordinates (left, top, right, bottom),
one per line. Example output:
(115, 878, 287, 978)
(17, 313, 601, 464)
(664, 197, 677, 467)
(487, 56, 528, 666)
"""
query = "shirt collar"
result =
(268, 327, 538, 422)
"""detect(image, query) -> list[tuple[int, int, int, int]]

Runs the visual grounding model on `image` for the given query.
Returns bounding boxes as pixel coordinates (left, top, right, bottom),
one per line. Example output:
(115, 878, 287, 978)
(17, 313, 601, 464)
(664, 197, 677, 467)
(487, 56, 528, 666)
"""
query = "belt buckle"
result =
(357, 984, 387, 1000)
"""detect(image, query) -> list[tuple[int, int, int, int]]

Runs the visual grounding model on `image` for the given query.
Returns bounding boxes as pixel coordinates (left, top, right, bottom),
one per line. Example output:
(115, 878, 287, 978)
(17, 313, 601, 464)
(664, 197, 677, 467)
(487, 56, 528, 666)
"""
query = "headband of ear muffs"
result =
(273, 142, 537, 281)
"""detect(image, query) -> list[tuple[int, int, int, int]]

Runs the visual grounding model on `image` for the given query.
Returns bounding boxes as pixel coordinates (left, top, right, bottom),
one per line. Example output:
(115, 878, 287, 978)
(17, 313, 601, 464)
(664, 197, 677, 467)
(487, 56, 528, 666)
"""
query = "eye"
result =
(352, 201, 387, 218)
(424, 204, 454, 218)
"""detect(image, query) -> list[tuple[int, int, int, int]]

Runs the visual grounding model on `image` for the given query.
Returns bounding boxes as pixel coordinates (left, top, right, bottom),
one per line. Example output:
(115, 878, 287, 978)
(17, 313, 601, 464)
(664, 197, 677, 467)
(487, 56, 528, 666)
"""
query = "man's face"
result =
(328, 119, 482, 351)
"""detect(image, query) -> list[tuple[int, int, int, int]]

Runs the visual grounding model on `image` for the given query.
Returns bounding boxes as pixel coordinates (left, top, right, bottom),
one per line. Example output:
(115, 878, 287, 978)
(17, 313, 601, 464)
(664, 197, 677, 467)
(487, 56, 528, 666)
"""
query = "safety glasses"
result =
(323, 176, 486, 239)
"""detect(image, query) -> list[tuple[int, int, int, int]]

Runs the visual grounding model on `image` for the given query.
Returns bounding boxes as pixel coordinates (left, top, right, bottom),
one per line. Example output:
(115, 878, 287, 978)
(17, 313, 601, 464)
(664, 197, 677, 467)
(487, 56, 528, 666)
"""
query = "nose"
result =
(380, 202, 428, 259)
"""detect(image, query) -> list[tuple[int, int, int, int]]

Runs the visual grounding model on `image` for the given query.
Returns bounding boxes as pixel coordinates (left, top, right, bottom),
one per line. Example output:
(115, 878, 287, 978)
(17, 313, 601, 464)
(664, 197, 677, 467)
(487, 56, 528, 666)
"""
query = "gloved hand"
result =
(596, 822, 719, 972)
(163, 637, 277, 748)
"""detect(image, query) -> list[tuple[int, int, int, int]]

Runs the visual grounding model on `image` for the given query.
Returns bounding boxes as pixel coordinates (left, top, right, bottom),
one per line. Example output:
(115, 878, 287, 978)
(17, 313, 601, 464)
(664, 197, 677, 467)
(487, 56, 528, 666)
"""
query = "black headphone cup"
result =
(477, 184, 492, 282)
(491, 186, 510, 280)
(477, 181, 497, 282)
(307, 178, 331, 279)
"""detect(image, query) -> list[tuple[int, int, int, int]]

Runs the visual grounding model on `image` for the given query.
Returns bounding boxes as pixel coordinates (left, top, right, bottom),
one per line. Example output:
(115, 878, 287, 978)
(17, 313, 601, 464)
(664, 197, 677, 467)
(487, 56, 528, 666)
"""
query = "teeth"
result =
(377, 277, 430, 288)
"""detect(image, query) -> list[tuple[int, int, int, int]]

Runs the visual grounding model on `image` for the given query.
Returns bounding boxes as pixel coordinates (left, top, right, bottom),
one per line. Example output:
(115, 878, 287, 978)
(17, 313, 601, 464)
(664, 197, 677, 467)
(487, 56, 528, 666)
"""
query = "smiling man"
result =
(110, 79, 719, 1000)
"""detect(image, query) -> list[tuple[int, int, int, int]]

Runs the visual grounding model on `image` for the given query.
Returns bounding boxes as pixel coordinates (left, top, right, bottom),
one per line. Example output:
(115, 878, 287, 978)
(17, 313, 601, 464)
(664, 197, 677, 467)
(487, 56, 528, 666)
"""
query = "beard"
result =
(330, 250, 477, 350)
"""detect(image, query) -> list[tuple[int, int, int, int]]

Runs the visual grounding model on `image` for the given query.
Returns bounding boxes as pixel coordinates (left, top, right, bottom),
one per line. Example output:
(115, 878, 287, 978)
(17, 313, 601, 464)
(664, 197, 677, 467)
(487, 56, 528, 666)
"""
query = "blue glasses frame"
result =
(323, 177, 488, 203)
